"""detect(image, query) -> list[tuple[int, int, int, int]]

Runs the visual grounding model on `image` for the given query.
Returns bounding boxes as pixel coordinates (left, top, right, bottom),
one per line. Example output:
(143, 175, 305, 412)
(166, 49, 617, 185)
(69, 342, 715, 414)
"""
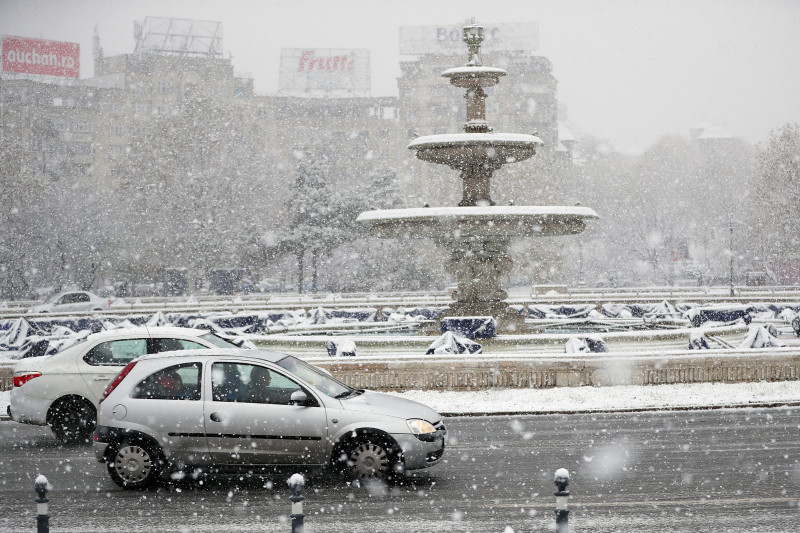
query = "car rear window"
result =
(131, 362, 202, 401)
(84, 339, 148, 365)
(199, 333, 240, 349)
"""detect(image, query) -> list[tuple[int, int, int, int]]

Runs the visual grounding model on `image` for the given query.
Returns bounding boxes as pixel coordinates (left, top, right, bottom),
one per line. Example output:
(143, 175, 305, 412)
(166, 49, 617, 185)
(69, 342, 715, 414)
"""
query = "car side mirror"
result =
(289, 390, 309, 406)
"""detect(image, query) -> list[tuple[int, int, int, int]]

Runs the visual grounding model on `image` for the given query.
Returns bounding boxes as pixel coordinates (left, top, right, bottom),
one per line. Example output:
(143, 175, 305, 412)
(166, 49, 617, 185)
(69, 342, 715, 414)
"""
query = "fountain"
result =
(357, 20, 599, 331)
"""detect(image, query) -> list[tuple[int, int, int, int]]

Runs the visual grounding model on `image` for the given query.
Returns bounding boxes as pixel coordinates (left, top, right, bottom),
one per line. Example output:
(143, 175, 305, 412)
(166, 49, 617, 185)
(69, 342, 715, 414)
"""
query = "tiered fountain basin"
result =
(356, 205, 600, 239)
(440, 65, 507, 86)
(408, 133, 542, 169)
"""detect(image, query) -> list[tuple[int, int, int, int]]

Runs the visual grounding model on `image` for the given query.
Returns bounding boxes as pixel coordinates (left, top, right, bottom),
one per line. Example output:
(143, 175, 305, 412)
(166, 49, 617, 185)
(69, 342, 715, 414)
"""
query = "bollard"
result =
(554, 468, 570, 533)
(34, 474, 50, 533)
(287, 473, 305, 533)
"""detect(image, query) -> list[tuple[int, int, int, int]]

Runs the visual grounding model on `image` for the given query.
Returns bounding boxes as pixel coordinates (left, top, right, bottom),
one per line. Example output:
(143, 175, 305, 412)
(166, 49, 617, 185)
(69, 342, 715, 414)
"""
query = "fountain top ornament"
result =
(357, 19, 598, 329)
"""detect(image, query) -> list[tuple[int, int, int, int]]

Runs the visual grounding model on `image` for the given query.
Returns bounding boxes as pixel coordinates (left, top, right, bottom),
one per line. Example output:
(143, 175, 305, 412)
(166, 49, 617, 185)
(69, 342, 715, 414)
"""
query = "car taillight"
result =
(13, 372, 42, 388)
(99, 361, 137, 404)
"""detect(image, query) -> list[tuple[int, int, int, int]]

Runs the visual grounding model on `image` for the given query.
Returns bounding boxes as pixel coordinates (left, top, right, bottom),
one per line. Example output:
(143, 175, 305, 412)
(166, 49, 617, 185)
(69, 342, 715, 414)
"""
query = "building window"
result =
(72, 142, 93, 155)
(111, 123, 125, 135)
(53, 119, 69, 132)
(43, 140, 66, 153)
(108, 145, 125, 159)
(111, 103, 124, 115)
(72, 164, 91, 177)
(2, 87, 24, 104)
(157, 82, 173, 94)
(73, 120, 92, 133)
(135, 102, 150, 115)
(155, 104, 171, 115)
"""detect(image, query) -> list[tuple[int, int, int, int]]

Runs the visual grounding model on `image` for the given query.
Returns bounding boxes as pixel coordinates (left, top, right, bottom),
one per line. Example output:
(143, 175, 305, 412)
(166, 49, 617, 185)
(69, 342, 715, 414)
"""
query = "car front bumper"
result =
(394, 428, 446, 470)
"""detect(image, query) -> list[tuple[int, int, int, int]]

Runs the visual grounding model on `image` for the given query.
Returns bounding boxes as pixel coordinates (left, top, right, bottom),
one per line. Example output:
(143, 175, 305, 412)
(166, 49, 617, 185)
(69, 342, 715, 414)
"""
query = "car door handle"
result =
(94, 377, 110, 381)
(210, 412, 223, 422)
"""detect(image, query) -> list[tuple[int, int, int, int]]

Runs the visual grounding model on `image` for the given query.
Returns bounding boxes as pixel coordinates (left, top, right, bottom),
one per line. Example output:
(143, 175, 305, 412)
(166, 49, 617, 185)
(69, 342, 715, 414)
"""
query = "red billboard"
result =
(279, 48, 370, 96)
(2, 36, 79, 78)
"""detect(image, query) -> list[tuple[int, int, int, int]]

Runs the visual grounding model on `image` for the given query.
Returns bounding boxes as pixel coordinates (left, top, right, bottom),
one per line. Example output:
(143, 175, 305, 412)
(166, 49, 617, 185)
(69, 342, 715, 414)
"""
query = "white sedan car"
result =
(9, 327, 241, 443)
(28, 291, 111, 314)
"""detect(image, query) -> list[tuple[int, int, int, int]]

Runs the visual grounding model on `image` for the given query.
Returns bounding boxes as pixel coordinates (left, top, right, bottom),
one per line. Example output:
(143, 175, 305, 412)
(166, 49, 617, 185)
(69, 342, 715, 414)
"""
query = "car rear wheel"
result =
(49, 398, 96, 444)
(108, 440, 162, 490)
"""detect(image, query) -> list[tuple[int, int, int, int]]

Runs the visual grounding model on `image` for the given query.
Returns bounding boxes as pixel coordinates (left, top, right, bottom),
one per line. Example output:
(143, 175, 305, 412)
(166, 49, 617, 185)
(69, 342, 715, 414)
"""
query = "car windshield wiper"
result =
(334, 389, 364, 399)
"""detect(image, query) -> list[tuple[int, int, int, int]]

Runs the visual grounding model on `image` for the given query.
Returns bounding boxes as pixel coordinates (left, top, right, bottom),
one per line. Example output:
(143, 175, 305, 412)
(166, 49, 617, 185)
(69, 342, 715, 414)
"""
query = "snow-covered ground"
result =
(2, 380, 799, 419)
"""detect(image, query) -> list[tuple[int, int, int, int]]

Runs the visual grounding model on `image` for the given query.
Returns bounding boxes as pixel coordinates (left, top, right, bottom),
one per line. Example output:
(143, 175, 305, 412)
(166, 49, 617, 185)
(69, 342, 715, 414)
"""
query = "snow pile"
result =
(326, 338, 357, 357)
(3, 380, 800, 419)
(426, 331, 482, 355)
(565, 335, 608, 353)
(389, 380, 800, 415)
(739, 324, 786, 348)
(688, 331, 711, 349)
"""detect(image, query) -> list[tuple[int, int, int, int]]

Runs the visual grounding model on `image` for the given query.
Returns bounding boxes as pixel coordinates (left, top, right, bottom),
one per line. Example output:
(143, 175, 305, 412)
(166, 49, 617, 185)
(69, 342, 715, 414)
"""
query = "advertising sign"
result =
(1, 35, 80, 78)
(399, 23, 539, 56)
(279, 48, 370, 96)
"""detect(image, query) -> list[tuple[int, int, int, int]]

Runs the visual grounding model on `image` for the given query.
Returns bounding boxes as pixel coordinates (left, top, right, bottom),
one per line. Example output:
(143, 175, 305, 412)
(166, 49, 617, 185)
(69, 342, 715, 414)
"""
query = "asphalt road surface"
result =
(1, 408, 798, 532)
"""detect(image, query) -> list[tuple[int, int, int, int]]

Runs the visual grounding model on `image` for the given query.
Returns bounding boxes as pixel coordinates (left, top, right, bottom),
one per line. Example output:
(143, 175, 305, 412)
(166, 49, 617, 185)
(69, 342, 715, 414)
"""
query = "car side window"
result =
(75, 293, 90, 303)
(56, 295, 69, 305)
(132, 362, 201, 401)
(212, 363, 313, 406)
(154, 338, 208, 353)
(84, 339, 148, 365)
(211, 363, 247, 402)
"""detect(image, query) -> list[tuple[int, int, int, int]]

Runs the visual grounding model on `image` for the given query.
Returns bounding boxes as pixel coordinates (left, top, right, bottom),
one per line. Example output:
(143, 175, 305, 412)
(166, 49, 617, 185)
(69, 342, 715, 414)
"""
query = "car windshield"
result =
(276, 356, 354, 399)
(43, 293, 62, 304)
(199, 333, 240, 349)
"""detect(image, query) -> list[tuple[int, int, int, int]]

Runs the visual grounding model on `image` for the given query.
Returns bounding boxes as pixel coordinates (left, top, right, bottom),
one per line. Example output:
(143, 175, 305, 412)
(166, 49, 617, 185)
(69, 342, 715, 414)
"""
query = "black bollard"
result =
(287, 473, 305, 533)
(34, 474, 50, 533)
(554, 468, 570, 533)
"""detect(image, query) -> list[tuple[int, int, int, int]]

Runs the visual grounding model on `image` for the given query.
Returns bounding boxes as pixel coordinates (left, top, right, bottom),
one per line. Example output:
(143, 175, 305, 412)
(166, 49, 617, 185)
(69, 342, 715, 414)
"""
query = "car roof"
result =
(86, 326, 212, 342)
(136, 348, 290, 364)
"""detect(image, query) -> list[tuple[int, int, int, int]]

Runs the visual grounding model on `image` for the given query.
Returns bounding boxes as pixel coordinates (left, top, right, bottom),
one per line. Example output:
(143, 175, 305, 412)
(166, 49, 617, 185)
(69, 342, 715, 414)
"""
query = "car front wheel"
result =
(108, 440, 162, 490)
(49, 398, 96, 444)
(340, 437, 403, 483)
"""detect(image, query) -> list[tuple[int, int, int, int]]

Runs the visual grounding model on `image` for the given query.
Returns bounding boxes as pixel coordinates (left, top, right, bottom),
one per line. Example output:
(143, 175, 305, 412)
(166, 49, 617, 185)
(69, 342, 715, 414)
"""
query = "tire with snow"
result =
(49, 397, 96, 444)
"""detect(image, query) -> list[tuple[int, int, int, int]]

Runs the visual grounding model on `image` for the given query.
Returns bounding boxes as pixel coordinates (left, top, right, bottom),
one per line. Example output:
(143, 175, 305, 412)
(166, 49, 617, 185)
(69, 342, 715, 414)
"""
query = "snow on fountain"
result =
(357, 19, 598, 330)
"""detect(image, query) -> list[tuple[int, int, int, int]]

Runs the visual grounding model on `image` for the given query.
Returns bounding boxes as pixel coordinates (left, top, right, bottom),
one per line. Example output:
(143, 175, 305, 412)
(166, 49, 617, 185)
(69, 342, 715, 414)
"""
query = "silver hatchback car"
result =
(93, 349, 446, 489)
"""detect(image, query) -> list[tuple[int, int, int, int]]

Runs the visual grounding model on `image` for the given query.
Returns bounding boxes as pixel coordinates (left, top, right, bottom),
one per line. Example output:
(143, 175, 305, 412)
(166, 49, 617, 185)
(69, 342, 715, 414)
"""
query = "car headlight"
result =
(406, 419, 436, 435)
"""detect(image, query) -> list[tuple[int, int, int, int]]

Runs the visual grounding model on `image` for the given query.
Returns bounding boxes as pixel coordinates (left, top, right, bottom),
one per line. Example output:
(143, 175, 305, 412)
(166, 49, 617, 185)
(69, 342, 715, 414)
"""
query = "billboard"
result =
(1, 35, 79, 78)
(399, 23, 539, 56)
(279, 48, 370, 96)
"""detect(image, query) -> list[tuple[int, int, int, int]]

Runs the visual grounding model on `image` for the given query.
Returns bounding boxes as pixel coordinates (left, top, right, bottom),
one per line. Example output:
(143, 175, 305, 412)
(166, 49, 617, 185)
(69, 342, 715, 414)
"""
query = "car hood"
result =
(339, 390, 441, 423)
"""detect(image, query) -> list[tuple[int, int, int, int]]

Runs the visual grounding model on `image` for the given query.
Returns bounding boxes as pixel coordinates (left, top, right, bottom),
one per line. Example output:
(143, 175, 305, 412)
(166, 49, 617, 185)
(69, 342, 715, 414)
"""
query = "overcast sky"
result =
(1, 0, 799, 153)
